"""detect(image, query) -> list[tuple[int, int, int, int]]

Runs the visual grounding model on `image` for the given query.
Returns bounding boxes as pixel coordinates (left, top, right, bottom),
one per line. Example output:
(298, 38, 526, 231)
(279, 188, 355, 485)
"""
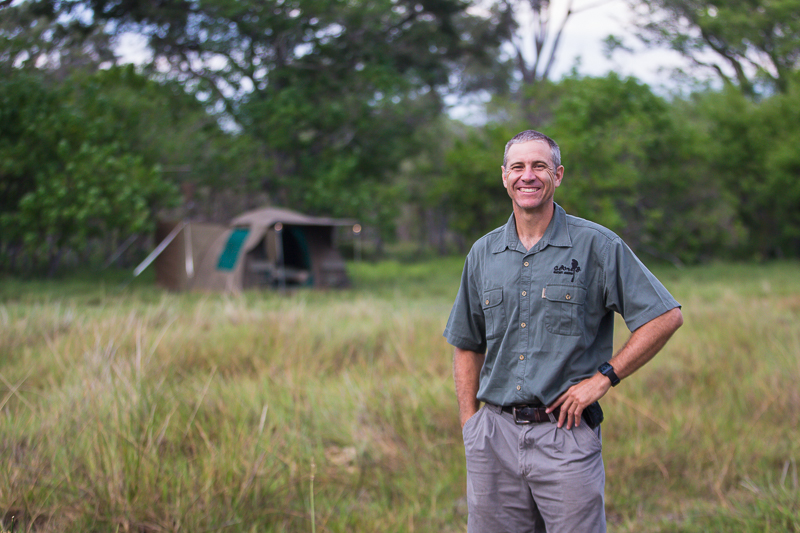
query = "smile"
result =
(519, 187, 540, 193)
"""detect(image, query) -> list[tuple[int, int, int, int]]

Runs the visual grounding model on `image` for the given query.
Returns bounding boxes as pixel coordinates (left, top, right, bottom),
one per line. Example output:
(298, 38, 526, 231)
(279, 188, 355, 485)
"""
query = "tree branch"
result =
(698, 27, 753, 94)
(542, 0, 574, 80)
(503, 0, 532, 83)
(687, 55, 734, 86)
(172, 49, 240, 118)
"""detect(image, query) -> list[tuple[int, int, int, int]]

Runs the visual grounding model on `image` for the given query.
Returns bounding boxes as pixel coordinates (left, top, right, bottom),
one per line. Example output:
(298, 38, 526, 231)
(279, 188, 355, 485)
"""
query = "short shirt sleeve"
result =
(603, 238, 681, 332)
(443, 253, 487, 353)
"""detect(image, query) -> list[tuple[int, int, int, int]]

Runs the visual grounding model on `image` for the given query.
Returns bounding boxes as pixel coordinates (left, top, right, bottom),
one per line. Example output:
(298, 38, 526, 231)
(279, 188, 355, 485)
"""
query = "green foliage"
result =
(0, 68, 184, 273)
(55, 0, 508, 232)
(0, 0, 113, 76)
(0, 59, 277, 274)
(13, 142, 170, 249)
(241, 86, 425, 231)
(696, 84, 800, 258)
(69, 66, 272, 195)
(439, 75, 744, 264)
(3, 0, 800, 269)
(549, 73, 741, 264)
(550, 74, 664, 230)
(435, 123, 521, 240)
(439, 72, 800, 263)
(0, 71, 56, 218)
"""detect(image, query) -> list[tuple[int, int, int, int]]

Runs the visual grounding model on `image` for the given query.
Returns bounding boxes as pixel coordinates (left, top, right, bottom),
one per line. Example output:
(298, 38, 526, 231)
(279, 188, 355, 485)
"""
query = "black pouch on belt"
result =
(582, 401, 604, 429)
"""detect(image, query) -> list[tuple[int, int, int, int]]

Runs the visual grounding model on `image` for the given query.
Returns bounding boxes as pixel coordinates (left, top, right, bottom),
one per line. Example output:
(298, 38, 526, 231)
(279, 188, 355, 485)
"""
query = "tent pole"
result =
(104, 234, 139, 269)
(133, 222, 186, 277)
(184, 222, 194, 278)
(275, 224, 286, 293)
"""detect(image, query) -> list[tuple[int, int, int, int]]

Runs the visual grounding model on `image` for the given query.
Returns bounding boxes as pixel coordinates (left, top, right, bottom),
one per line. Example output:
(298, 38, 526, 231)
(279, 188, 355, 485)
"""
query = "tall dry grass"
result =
(0, 260, 798, 532)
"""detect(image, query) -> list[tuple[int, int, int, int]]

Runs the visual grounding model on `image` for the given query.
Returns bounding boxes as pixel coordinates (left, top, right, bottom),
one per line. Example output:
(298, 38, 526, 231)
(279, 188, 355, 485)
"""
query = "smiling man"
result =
(444, 130, 683, 533)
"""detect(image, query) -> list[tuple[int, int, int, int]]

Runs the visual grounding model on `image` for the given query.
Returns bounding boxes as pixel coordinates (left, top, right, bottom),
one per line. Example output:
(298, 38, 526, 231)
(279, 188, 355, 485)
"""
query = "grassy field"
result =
(0, 259, 799, 532)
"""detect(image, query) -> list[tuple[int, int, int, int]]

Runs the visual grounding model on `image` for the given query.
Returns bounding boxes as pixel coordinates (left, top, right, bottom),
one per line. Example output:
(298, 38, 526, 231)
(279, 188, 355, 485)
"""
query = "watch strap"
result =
(598, 362, 620, 387)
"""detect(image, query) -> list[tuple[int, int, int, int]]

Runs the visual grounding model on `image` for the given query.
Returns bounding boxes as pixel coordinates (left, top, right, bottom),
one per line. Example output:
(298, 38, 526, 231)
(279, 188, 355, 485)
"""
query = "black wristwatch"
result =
(598, 362, 620, 387)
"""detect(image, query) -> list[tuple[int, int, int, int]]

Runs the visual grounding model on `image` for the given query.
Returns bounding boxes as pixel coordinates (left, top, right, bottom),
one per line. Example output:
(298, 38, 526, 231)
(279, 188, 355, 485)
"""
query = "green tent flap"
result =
(217, 228, 249, 271)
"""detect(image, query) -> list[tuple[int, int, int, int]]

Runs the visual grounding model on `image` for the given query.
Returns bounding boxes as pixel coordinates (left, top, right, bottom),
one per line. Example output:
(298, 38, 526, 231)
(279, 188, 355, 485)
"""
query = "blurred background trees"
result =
(631, 0, 800, 95)
(1, 0, 799, 274)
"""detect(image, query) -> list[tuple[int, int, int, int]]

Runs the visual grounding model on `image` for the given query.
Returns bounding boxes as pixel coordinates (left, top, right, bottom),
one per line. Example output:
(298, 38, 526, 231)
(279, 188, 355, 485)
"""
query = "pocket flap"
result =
(544, 284, 586, 305)
(482, 287, 503, 309)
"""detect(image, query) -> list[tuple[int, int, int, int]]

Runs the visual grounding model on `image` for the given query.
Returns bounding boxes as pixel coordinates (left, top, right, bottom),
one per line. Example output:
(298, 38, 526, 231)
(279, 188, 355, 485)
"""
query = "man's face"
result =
(501, 141, 564, 214)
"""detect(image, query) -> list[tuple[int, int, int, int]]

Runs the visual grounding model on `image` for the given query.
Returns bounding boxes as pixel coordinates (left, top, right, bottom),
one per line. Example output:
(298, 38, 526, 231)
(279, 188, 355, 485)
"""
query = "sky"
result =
(541, 0, 692, 86)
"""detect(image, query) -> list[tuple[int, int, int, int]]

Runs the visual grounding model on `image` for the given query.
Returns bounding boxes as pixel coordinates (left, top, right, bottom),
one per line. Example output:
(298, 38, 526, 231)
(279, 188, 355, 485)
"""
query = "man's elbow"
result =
(666, 307, 684, 332)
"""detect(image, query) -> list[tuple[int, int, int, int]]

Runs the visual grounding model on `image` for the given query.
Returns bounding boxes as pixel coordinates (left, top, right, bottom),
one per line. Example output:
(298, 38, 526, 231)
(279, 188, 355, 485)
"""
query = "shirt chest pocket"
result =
(543, 284, 587, 336)
(482, 288, 507, 340)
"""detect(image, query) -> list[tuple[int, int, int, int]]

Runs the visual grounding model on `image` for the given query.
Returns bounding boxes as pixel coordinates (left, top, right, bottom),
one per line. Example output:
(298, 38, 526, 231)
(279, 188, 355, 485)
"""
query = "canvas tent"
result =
(151, 207, 355, 292)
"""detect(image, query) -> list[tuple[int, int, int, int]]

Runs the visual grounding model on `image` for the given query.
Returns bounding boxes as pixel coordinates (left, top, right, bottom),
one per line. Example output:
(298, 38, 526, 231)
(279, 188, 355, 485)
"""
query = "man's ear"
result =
(554, 165, 564, 187)
(501, 166, 507, 187)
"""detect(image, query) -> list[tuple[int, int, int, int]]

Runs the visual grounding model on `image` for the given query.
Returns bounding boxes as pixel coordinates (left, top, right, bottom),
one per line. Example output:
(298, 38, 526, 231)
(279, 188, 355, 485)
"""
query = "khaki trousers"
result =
(462, 404, 606, 533)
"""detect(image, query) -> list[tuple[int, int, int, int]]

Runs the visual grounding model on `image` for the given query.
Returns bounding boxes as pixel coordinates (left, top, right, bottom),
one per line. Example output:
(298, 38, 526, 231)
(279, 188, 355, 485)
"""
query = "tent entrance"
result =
(243, 225, 313, 288)
(280, 226, 313, 286)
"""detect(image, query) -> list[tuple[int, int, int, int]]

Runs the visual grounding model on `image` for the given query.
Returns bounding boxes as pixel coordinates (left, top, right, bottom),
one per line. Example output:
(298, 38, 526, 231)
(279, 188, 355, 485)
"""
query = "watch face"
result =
(599, 362, 619, 385)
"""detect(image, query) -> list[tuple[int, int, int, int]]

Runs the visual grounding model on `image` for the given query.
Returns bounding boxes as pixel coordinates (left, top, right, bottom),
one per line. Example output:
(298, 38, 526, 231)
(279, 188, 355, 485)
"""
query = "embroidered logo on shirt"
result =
(553, 259, 581, 282)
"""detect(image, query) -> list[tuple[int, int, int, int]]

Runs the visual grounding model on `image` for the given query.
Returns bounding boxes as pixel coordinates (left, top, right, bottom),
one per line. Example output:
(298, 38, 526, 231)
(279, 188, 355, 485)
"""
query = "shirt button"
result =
(523, 261, 529, 267)
(520, 322, 526, 328)
(519, 354, 525, 360)
(565, 293, 571, 300)
(485, 299, 490, 305)
(521, 290, 527, 296)
(516, 385, 521, 391)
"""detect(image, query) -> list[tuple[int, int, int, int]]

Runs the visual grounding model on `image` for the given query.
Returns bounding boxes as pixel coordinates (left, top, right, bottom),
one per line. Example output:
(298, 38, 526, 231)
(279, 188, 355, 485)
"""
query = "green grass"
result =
(0, 260, 799, 532)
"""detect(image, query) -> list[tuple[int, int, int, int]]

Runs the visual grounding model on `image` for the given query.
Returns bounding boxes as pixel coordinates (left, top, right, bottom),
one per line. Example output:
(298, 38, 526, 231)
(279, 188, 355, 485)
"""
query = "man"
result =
(444, 130, 683, 533)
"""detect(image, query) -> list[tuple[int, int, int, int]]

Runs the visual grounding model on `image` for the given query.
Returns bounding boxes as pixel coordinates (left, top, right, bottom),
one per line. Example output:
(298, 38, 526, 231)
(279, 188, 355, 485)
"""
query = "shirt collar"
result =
(492, 202, 572, 254)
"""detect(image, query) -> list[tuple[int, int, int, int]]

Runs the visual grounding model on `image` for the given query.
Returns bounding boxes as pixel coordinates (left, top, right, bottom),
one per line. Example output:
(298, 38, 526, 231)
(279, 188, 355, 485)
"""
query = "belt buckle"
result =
(512, 406, 533, 425)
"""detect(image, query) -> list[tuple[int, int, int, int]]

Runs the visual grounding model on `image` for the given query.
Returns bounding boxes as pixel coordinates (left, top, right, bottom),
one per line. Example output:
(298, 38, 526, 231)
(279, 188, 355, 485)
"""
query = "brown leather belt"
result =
(501, 404, 558, 424)
(500, 401, 603, 427)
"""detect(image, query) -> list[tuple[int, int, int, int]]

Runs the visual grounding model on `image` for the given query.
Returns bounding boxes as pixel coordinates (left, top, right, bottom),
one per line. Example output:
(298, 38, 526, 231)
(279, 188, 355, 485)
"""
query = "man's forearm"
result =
(453, 348, 485, 428)
(610, 307, 684, 379)
(548, 307, 683, 429)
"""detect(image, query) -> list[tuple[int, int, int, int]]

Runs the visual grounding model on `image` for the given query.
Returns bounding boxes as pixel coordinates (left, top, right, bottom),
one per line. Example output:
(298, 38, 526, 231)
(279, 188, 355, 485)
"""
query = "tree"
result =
(0, 70, 179, 273)
(0, 63, 279, 273)
(40, 0, 508, 234)
(434, 123, 522, 242)
(0, 0, 113, 78)
(487, 0, 610, 120)
(67, 65, 273, 218)
(696, 82, 800, 257)
(546, 73, 740, 264)
(12, 143, 174, 264)
(0, 7, 170, 272)
(630, 0, 800, 95)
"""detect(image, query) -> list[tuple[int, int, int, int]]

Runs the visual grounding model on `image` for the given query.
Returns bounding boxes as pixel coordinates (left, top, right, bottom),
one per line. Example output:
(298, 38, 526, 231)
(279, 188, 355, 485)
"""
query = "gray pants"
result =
(462, 404, 606, 533)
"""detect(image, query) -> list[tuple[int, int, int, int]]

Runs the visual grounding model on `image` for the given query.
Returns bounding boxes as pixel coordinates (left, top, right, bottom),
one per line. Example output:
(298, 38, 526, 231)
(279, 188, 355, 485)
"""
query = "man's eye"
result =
(533, 164, 548, 171)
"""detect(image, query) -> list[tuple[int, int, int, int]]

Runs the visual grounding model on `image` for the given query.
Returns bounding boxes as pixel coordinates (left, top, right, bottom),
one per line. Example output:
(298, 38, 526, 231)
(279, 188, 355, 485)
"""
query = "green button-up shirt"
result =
(444, 203, 680, 406)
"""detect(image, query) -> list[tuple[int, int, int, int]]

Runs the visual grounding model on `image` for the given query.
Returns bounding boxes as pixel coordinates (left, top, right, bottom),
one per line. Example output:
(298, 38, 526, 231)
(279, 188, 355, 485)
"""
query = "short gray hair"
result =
(503, 130, 561, 169)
